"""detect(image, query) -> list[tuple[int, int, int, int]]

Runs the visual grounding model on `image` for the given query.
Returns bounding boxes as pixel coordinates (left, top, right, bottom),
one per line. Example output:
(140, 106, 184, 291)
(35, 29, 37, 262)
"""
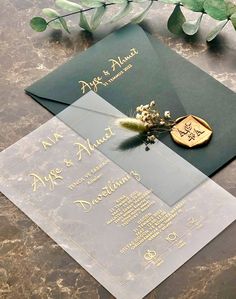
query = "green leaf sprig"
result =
(30, 0, 236, 41)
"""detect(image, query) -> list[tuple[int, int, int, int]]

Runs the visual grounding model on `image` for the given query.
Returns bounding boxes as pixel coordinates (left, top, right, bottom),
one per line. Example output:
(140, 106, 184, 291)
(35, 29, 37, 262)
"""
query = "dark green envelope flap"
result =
(26, 25, 185, 118)
(26, 24, 236, 176)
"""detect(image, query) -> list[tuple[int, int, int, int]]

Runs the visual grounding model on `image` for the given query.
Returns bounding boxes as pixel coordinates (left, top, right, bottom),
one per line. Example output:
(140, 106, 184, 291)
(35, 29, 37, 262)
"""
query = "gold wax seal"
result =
(170, 115, 213, 148)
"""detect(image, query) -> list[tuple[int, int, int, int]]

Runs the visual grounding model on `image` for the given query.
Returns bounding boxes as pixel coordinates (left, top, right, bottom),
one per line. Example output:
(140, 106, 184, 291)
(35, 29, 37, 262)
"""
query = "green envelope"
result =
(25, 24, 236, 176)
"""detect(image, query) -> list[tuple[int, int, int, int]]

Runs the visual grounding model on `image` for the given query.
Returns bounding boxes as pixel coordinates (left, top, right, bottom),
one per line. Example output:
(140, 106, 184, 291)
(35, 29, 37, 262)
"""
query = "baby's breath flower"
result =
(164, 111, 171, 119)
(159, 120, 165, 125)
(147, 135, 156, 142)
(153, 116, 158, 122)
(151, 113, 156, 120)
(143, 116, 148, 122)
(150, 100, 155, 107)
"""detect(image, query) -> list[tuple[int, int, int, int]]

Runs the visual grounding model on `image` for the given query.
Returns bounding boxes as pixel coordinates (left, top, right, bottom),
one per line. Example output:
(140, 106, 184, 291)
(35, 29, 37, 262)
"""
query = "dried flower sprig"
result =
(116, 100, 176, 151)
(116, 118, 147, 133)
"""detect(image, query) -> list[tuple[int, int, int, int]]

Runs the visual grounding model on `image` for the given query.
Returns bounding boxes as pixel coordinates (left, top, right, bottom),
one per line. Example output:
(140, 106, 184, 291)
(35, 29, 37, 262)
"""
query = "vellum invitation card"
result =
(1, 92, 236, 299)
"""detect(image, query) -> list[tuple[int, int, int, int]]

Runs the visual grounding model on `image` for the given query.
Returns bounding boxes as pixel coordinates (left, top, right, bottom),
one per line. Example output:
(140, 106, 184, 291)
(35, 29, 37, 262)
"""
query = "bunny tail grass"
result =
(116, 118, 147, 133)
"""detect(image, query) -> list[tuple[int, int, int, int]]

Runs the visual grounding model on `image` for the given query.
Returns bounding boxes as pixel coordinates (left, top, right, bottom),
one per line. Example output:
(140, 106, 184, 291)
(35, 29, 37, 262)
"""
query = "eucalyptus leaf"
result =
(206, 19, 228, 41)
(181, 0, 205, 12)
(80, 0, 103, 8)
(42, 8, 60, 18)
(43, 8, 70, 33)
(182, 13, 203, 35)
(132, 0, 148, 2)
(110, 1, 132, 23)
(167, 5, 186, 34)
(30, 17, 48, 32)
(226, 1, 236, 16)
(131, 1, 153, 23)
(230, 12, 236, 30)
(91, 6, 106, 30)
(59, 17, 70, 33)
(79, 12, 92, 31)
(203, 0, 228, 20)
(55, 0, 82, 12)
(160, 0, 180, 3)
(107, 0, 126, 3)
(49, 18, 70, 32)
(48, 20, 62, 30)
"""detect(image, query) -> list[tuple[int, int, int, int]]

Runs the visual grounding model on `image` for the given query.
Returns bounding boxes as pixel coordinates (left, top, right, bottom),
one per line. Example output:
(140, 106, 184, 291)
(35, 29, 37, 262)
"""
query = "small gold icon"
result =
(144, 250, 157, 261)
(170, 115, 213, 148)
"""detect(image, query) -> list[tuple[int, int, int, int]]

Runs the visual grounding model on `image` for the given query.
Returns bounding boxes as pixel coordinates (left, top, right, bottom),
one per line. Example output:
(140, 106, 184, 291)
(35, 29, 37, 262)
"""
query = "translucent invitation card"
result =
(1, 92, 236, 299)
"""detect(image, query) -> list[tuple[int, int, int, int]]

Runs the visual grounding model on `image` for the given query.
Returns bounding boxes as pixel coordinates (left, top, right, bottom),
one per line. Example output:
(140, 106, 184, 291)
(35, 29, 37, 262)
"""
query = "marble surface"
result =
(0, 0, 235, 298)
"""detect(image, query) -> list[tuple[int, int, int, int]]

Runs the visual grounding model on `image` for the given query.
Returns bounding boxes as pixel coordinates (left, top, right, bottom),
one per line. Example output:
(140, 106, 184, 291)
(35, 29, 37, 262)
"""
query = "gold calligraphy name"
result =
(109, 48, 138, 71)
(29, 168, 63, 192)
(74, 170, 141, 212)
(78, 47, 139, 94)
(74, 127, 115, 161)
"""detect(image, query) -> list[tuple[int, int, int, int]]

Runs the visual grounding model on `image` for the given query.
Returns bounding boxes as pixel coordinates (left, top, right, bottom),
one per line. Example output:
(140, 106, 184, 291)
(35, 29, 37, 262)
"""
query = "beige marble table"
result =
(0, 0, 235, 298)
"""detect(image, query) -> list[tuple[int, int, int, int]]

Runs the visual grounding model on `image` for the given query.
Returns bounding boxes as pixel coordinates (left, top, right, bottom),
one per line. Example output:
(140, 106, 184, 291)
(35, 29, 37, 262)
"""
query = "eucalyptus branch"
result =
(30, 0, 236, 42)
(46, 0, 159, 25)
(47, 3, 116, 25)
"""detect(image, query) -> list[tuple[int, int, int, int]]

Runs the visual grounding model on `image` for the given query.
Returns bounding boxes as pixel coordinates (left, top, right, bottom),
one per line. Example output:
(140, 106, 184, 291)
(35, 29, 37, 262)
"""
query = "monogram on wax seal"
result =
(170, 115, 213, 148)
